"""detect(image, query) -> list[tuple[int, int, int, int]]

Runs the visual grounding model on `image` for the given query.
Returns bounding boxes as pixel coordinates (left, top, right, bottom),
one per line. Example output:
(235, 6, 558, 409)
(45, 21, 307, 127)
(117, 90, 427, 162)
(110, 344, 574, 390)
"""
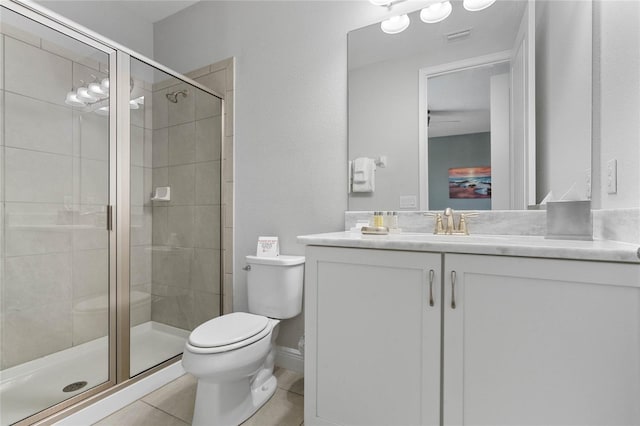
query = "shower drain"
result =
(62, 381, 88, 393)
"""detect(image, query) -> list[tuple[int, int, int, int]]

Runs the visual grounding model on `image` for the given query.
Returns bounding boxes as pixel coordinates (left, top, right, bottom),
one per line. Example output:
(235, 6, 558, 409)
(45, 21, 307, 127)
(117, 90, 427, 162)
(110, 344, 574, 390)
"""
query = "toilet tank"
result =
(246, 255, 305, 319)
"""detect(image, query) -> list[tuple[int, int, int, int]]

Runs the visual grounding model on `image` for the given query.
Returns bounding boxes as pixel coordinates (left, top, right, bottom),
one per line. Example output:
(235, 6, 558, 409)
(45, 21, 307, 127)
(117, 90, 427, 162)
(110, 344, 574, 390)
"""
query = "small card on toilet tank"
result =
(257, 236, 279, 257)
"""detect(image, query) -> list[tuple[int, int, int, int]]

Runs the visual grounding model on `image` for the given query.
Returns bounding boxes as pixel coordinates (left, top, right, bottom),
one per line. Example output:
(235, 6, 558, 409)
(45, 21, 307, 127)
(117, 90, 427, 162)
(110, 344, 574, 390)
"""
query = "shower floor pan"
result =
(0, 321, 189, 426)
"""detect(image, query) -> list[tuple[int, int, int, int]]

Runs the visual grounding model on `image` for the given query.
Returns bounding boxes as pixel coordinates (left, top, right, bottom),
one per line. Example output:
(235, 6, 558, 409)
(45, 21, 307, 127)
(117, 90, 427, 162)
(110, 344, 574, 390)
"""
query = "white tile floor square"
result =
(93, 368, 304, 426)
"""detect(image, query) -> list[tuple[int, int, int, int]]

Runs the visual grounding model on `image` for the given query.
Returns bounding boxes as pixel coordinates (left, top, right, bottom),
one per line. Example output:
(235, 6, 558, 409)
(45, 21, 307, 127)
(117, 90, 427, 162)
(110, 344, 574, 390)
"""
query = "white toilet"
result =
(182, 255, 305, 426)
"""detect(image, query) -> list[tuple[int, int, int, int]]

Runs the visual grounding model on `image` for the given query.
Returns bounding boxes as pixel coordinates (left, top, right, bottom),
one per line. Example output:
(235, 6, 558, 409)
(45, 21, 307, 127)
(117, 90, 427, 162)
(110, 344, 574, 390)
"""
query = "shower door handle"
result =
(106, 205, 113, 231)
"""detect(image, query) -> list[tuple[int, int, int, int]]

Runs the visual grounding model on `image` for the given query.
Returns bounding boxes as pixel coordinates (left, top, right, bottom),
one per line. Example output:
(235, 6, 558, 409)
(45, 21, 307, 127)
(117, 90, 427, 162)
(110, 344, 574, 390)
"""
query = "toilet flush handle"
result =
(243, 265, 251, 271)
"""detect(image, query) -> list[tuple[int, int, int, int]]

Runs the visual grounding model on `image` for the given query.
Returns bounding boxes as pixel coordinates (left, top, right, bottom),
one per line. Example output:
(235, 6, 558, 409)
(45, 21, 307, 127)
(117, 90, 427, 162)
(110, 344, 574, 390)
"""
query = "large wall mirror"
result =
(348, 0, 595, 211)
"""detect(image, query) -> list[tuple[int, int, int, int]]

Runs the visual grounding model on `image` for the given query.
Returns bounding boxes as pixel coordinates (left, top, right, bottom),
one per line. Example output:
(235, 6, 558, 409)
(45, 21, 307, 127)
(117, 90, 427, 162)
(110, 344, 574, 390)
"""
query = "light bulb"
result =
(88, 81, 108, 99)
(76, 87, 98, 103)
(65, 91, 86, 107)
(420, 1, 452, 23)
(381, 14, 410, 34)
(463, 0, 496, 12)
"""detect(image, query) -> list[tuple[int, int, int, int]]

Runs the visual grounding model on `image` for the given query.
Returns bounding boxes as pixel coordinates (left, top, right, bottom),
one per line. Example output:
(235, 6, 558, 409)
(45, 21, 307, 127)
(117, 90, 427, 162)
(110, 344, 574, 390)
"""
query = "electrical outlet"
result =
(399, 195, 417, 209)
(606, 159, 617, 194)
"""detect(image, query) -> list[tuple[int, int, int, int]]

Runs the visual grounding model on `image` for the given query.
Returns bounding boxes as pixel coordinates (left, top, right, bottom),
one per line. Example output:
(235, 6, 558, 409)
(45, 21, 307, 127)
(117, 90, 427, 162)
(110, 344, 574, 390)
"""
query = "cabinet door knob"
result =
(451, 270, 457, 309)
(428, 269, 435, 307)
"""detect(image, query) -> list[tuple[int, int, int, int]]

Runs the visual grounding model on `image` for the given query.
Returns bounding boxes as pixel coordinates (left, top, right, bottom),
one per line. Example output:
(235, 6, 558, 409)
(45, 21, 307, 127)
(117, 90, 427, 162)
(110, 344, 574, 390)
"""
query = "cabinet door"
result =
(305, 246, 442, 426)
(443, 254, 640, 425)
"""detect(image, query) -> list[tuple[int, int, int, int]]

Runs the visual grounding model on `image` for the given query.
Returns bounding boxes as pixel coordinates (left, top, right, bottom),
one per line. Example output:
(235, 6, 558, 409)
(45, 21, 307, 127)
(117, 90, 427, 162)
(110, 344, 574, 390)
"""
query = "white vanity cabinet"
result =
(304, 246, 442, 426)
(305, 245, 640, 426)
(443, 254, 640, 425)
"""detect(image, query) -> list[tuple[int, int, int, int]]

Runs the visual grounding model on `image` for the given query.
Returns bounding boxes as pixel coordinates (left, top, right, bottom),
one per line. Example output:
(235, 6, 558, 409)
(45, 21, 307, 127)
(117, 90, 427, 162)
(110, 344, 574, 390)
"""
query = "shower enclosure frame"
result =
(1, 1, 225, 424)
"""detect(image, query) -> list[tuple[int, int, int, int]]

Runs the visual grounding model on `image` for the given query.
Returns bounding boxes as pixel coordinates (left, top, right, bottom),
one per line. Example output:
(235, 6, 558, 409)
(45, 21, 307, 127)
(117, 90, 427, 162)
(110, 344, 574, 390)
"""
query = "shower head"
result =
(166, 89, 189, 103)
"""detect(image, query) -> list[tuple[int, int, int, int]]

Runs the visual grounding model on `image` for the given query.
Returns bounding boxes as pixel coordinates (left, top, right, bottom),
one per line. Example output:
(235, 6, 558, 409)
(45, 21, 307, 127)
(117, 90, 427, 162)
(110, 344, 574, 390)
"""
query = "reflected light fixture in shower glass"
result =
(76, 86, 98, 102)
(88, 80, 109, 99)
(65, 90, 86, 107)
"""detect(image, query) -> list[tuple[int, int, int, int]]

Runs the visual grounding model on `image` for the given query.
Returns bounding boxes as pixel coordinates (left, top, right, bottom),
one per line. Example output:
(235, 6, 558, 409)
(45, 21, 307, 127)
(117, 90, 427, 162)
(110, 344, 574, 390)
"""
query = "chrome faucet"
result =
(426, 209, 478, 235)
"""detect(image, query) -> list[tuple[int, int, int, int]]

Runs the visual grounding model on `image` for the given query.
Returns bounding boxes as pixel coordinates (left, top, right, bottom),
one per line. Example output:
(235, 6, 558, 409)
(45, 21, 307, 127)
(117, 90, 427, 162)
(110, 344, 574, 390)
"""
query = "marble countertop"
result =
(297, 231, 640, 263)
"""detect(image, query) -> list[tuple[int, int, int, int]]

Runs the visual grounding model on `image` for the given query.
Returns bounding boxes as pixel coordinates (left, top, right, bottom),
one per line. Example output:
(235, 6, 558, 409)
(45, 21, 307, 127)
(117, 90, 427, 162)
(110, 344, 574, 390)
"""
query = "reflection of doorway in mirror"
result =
(418, 1, 535, 211)
(423, 58, 509, 211)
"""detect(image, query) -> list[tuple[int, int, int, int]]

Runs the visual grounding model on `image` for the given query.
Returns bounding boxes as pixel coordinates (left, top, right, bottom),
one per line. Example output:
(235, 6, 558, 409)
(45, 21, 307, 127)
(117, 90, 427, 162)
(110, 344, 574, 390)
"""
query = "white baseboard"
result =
(54, 361, 185, 425)
(274, 345, 304, 374)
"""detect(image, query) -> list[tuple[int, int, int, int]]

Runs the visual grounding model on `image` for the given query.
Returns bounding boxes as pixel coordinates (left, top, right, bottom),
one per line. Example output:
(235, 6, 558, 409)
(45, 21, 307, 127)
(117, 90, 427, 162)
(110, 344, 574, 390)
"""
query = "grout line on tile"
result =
(140, 400, 191, 425)
(286, 387, 304, 397)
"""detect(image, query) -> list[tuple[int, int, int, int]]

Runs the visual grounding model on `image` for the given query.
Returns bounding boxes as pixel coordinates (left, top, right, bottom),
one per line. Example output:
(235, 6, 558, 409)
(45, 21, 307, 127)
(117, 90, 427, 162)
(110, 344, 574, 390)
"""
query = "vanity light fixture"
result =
(381, 14, 410, 34)
(373, 0, 497, 34)
(463, 0, 496, 12)
(420, 1, 452, 23)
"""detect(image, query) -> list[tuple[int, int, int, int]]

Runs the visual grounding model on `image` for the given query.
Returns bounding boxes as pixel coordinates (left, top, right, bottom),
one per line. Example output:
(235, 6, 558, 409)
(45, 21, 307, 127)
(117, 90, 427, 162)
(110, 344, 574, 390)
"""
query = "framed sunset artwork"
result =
(449, 167, 492, 199)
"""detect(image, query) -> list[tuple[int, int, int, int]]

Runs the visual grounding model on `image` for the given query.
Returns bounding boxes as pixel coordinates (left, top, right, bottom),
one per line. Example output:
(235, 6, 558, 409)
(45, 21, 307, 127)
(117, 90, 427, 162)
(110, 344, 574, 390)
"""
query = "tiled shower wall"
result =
(186, 57, 235, 316)
(0, 31, 117, 368)
(148, 65, 225, 329)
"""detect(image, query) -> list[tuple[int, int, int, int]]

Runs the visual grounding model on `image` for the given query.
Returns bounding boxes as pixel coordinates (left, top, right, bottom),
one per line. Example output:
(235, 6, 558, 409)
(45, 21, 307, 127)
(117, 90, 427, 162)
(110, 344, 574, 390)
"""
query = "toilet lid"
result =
(188, 312, 269, 348)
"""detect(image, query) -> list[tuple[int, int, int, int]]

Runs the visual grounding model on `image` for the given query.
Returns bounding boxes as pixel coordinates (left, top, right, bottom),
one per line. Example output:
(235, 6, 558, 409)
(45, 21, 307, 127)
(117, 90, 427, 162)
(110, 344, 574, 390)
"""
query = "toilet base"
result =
(248, 375, 277, 418)
(191, 372, 277, 426)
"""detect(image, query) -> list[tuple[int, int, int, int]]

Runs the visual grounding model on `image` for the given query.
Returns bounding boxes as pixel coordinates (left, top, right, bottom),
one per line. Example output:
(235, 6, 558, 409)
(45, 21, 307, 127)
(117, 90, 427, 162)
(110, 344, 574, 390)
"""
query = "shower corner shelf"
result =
(151, 186, 171, 201)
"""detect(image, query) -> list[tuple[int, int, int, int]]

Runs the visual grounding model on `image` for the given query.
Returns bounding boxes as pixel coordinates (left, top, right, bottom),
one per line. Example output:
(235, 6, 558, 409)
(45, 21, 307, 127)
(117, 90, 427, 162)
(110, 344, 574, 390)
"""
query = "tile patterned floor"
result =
(93, 368, 304, 426)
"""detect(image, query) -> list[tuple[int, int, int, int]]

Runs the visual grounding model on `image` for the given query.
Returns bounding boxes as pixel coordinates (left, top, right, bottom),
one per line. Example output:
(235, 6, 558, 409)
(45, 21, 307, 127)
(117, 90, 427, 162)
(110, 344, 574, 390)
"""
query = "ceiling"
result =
(118, 0, 200, 23)
(428, 61, 509, 138)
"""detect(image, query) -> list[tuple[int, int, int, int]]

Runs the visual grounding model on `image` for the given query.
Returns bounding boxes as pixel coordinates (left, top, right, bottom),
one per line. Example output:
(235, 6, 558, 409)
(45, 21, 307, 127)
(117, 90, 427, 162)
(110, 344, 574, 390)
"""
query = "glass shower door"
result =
(129, 58, 223, 376)
(0, 6, 114, 425)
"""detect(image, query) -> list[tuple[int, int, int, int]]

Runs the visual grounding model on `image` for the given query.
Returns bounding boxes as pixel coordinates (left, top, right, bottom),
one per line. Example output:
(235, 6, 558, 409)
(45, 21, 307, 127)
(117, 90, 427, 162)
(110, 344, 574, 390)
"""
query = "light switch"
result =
(585, 168, 591, 199)
(606, 159, 617, 194)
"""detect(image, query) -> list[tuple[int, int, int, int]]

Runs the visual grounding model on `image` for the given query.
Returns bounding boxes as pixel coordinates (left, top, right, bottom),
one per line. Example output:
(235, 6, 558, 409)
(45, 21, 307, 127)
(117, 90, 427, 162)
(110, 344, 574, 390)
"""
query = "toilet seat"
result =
(186, 312, 272, 354)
